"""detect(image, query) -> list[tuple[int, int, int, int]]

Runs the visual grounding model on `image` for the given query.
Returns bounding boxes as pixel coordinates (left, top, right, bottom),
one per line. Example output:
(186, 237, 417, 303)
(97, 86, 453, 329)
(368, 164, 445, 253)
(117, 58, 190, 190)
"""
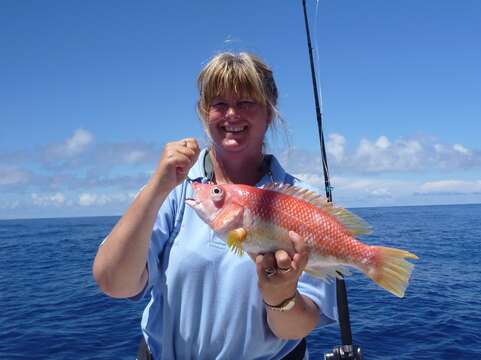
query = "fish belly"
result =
(242, 218, 294, 255)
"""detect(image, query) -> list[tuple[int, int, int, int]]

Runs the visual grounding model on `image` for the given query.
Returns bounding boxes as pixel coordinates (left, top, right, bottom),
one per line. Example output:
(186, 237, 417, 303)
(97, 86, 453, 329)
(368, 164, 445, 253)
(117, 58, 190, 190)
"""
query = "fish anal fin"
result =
(304, 265, 352, 282)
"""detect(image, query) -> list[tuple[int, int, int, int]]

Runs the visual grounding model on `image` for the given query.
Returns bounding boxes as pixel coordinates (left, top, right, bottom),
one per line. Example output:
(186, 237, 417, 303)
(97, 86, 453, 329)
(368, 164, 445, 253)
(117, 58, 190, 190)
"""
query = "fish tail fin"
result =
(365, 246, 418, 298)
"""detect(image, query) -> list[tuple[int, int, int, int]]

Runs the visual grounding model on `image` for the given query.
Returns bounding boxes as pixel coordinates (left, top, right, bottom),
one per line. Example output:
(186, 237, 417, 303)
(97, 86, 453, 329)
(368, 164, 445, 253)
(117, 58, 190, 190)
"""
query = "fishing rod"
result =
(300, 1, 362, 359)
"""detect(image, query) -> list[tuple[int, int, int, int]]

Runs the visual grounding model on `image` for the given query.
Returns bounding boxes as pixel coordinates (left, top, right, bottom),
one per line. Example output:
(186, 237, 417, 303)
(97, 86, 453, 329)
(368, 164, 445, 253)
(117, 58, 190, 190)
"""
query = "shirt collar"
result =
(256, 154, 285, 187)
(186, 148, 286, 186)
(187, 148, 211, 183)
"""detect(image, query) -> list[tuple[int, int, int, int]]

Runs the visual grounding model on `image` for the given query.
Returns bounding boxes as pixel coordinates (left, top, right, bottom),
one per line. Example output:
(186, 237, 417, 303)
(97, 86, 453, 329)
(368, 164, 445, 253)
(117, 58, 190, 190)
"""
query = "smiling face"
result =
(206, 92, 270, 157)
(197, 53, 279, 160)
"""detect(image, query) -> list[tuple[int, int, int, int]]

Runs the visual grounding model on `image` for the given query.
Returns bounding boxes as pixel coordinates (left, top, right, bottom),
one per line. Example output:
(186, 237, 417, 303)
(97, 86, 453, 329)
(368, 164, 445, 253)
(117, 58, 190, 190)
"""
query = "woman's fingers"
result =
(289, 231, 309, 272)
(173, 138, 200, 159)
(183, 137, 200, 153)
(254, 232, 312, 305)
(253, 231, 310, 279)
(256, 253, 277, 279)
(156, 138, 200, 189)
(274, 250, 292, 273)
(171, 138, 200, 166)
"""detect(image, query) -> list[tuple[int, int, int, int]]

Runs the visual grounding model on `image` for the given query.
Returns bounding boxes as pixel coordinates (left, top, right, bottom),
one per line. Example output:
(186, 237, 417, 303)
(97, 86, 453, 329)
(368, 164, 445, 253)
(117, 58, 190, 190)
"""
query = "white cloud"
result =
(352, 137, 424, 172)
(224, 35, 241, 44)
(375, 136, 391, 149)
(79, 193, 105, 206)
(453, 144, 470, 155)
(326, 133, 346, 162)
(78, 192, 135, 207)
(95, 142, 158, 166)
(293, 171, 481, 207)
(294, 174, 402, 200)
(65, 129, 93, 155)
(0, 200, 20, 209)
(417, 180, 481, 194)
(47, 129, 94, 159)
(293, 173, 325, 188)
(315, 134, 481, 174)
(124, 150, 148, 164)
(0, 167, 31, 186)
(31, 192, 66, 206)
(32, 130, 159, 176)
(331, 176, 411, 196)
(279, 134, 481, 206)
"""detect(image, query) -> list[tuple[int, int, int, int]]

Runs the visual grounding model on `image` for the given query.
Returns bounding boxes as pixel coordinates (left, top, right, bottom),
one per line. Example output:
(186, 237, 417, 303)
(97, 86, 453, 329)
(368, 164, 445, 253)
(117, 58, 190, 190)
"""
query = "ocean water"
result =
(1, 204, 480, 359)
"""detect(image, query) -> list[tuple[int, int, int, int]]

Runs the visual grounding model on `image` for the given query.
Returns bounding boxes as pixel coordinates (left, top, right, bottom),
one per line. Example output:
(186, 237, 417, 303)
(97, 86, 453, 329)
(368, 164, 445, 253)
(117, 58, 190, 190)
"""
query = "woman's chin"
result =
(220, 138, 247, 152)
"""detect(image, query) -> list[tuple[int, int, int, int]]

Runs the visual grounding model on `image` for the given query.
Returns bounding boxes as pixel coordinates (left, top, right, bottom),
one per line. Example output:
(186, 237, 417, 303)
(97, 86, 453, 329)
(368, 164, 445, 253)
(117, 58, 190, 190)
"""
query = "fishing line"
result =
(312, 0, 332, 200)
(301, 0, 332, 203)
(314, 0, 324, 115)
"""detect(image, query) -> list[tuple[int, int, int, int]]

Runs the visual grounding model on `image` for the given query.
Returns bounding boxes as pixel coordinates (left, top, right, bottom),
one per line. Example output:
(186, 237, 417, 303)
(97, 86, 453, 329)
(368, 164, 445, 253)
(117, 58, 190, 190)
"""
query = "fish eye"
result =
(211, 186, 223, 195)
(210, 186, 224, 202)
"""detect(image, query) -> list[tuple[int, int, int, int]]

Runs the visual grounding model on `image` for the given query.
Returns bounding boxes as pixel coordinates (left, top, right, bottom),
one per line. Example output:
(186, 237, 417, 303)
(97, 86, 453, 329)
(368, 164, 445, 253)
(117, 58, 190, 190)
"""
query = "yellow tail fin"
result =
(366, 246, 418, 298)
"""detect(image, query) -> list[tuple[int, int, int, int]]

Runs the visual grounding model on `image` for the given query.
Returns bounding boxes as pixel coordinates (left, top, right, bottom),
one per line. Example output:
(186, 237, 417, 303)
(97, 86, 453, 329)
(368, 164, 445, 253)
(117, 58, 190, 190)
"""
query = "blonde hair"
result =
(197, 52, 279, 124)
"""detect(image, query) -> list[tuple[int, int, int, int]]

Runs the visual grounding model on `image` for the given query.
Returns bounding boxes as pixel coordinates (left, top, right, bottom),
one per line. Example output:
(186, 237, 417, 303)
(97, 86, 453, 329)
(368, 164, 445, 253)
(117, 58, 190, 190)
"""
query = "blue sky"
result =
(1, 0, 480, 219)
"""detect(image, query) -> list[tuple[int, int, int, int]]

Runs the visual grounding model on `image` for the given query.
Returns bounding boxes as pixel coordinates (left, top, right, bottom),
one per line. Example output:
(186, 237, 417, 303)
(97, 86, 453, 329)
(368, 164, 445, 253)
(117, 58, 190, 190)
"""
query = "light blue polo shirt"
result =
(136, 149, 337, 359)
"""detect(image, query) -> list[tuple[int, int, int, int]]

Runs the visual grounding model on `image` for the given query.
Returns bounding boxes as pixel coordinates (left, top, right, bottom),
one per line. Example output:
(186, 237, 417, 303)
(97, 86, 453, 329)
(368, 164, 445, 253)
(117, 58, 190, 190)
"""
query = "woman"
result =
(93, 52, 337, 359)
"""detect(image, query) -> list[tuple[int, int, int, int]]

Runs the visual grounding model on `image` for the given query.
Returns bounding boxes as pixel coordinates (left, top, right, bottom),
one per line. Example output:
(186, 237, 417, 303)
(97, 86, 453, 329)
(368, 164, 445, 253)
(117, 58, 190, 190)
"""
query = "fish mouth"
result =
(185, 197, 198, 207)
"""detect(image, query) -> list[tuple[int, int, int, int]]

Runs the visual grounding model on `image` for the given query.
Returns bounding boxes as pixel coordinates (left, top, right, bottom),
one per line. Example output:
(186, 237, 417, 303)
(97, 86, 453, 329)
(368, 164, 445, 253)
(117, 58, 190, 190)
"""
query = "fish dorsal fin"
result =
(260, 183, 372, 235)
(261, 183, 326, 205)
(325, 205, 372, 235)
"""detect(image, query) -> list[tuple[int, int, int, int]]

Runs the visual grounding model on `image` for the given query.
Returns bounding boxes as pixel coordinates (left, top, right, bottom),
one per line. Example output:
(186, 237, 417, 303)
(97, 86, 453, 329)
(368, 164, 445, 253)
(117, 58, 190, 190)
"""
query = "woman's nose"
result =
(225, 105, 237, 117)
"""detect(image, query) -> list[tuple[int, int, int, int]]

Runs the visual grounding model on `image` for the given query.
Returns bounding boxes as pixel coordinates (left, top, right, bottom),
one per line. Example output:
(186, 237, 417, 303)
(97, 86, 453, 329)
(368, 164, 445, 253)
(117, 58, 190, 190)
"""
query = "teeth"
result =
(224, 126, 245, 133)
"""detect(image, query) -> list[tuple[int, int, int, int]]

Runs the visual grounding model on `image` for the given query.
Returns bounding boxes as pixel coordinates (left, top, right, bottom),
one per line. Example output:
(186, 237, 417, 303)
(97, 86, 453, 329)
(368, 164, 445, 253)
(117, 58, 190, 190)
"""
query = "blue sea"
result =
(1, 204, 480, 359)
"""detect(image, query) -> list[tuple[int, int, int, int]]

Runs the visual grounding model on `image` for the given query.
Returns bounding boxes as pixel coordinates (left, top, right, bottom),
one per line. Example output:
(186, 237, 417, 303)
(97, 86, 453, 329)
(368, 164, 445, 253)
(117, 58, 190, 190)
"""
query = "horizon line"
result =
(2, 202, 481, 221)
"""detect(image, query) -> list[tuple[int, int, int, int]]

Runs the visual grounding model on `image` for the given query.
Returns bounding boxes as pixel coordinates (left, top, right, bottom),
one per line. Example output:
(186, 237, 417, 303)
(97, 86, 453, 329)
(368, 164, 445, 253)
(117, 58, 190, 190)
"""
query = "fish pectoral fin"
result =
(227, 228, 247, 256)
(305, 265, 352, 282)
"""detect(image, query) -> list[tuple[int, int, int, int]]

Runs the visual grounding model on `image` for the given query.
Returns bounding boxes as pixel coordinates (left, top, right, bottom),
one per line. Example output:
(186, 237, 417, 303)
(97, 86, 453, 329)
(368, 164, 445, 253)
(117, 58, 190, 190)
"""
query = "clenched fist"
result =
(152, 138, 200, 193)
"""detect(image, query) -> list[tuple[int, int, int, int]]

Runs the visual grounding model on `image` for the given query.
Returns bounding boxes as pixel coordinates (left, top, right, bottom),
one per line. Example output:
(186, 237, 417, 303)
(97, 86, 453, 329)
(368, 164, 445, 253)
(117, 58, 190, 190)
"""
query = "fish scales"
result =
(240, 185, 372, 264)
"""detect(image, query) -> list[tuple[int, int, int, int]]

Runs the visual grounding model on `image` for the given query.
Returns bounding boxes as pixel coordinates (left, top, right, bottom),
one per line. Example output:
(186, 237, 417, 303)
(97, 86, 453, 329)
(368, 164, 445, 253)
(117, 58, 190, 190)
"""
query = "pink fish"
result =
(186, 182, 418, 298)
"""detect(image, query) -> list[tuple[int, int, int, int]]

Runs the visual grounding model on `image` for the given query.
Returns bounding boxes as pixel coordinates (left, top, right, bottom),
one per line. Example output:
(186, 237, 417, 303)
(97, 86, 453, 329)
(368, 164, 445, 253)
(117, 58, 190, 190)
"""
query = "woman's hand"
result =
(252, 231, 319, 339)
(254, 231, 309, 306)
(152, 138, 200, 193)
